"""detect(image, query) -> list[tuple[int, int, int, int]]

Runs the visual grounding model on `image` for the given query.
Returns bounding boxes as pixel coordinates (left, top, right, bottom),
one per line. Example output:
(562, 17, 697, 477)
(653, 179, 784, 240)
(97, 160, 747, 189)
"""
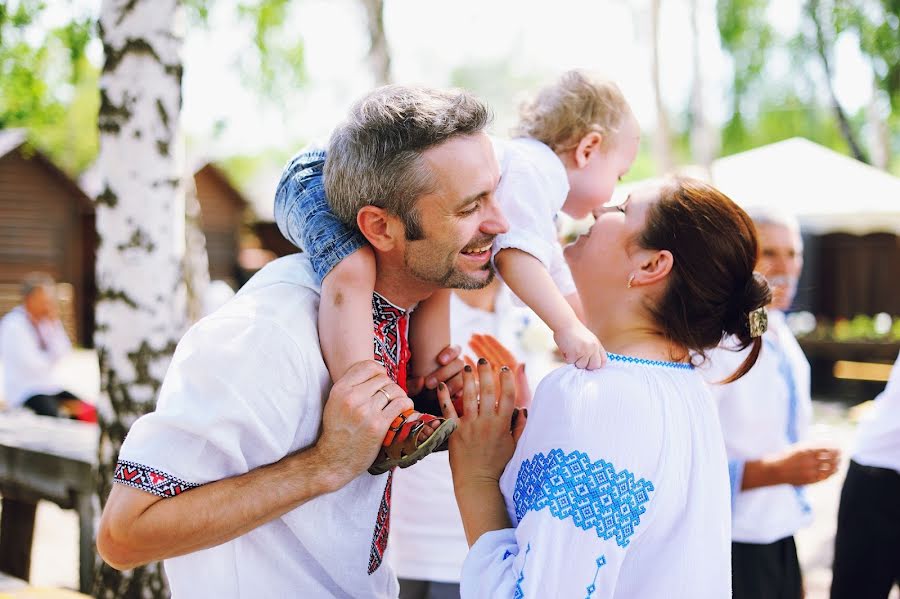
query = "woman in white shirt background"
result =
(391, 278, 553, 599)
(438, 177, 771, 598)
(703, 208, 840, 599)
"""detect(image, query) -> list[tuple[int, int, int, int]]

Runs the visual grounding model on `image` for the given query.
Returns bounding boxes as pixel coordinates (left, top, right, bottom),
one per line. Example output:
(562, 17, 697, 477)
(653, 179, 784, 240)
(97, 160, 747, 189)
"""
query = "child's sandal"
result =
(368, 409, 457, 475)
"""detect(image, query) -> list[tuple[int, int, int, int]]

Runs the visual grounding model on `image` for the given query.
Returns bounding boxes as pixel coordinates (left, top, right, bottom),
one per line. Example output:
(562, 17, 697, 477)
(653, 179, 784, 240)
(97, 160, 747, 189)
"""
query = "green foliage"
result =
(835, 0, 900, 111)
(801, 313, 900, 342)
(716, 0, 774, 105)
(0, 0, 98, 174)
(720, 91, 856, 156)
(236, 0, 306, 99)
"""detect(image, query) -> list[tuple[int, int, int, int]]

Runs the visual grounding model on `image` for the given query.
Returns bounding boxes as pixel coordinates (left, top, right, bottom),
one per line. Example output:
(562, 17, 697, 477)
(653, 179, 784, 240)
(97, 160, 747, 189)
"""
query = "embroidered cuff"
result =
(728, 459, 745, 510)
(113, 460, 201, 498)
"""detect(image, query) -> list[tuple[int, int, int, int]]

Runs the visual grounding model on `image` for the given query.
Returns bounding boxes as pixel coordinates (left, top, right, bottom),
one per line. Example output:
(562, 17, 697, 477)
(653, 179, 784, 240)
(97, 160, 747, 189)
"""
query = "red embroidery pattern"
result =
(368, 293, 410, 575)
(367, 470, 393, 574)
(113, 460, 200, 498)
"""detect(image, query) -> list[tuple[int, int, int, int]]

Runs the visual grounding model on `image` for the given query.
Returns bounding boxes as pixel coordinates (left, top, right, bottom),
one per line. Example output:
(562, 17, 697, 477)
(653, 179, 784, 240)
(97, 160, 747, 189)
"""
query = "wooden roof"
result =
(0, 129, 93, 213)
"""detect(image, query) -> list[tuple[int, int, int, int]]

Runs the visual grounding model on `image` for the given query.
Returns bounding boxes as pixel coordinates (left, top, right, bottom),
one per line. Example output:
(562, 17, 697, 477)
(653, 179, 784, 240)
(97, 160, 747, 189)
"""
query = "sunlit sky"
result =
(53, 0, 875, 158)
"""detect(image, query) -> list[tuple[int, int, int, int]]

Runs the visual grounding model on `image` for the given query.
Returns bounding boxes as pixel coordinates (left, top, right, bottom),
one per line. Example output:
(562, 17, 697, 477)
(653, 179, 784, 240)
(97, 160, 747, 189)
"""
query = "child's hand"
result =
(554, 322, 607, 370)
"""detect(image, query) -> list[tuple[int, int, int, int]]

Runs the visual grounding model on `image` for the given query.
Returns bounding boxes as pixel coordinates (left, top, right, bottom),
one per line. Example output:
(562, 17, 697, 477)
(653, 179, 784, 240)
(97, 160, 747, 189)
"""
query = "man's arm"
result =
(97, 360, 413, 570)
(739, 445, 840, 491)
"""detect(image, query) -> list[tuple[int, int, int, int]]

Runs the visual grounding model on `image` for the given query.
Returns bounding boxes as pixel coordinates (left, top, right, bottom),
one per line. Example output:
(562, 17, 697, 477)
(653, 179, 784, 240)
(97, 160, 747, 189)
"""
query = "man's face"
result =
(756, 222, 804, 311)
(401, 132, 508, 290)
(24, 287, 56, 322)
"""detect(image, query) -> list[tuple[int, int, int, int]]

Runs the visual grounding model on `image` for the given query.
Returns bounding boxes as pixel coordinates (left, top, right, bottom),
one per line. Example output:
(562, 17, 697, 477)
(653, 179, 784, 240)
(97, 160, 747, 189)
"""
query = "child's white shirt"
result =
(491, 137, 577, 299)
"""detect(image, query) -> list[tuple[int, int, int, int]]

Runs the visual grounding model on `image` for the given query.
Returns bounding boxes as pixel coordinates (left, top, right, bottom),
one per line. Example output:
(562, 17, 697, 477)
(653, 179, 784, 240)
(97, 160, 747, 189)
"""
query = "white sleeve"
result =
(461, 367, 664, 598)
(115, 315, 315, 497)
(1, 316, 55, 385)
(493, 157, 566, 272)
(40, 319, 72, 361)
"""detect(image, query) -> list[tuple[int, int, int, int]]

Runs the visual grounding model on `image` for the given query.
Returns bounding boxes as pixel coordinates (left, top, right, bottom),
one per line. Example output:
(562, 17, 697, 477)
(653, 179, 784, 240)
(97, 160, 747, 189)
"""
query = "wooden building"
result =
(0, 130, 95, 346)
(193, 163, 249, 288)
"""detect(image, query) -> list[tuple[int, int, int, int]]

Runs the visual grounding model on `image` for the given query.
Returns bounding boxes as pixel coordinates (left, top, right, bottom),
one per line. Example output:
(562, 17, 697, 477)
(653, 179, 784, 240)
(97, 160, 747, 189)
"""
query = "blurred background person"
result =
(0, 273, 94, 420)
(830, 349, 900, 599)
(703, 208, 840, 599)
(391, 278, 551, 599)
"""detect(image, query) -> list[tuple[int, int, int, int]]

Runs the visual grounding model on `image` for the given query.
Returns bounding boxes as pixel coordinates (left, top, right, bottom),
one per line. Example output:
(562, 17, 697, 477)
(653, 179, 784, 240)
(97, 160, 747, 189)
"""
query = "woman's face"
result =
(563, 184, 661, 317)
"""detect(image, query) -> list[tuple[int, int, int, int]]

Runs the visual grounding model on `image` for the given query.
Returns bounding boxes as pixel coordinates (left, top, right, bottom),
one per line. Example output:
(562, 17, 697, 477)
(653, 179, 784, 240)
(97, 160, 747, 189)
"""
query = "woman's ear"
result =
(573, 131, 604, 169)
(357, 206, 403, 252)
(633, 249, 674, 287)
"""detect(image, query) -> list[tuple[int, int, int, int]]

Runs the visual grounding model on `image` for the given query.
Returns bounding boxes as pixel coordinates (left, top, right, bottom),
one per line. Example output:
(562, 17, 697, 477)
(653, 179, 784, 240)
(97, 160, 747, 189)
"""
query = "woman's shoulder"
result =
(535, 362, 667, 406)
(530, 365, 667, 442)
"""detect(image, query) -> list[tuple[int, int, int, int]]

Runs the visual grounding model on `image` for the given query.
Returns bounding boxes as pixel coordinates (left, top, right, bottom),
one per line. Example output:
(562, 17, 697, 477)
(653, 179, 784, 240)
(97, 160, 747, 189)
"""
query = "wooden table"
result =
(0, 414, 97, 595)
(0, 570, 90, 597)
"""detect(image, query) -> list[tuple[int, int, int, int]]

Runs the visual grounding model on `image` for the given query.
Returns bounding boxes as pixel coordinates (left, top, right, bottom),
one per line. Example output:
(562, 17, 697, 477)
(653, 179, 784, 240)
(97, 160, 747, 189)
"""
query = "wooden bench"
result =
(0, 413, 97, 595)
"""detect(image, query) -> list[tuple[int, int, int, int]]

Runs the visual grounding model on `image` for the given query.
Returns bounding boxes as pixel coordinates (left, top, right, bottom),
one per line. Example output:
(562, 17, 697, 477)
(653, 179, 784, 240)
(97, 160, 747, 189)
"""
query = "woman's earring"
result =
(627, 274, 635, 289)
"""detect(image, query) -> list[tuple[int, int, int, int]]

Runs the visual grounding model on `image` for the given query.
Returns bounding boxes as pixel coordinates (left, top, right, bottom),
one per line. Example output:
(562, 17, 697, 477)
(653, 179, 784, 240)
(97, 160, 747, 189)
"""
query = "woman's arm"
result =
(438, 362, 523, 545)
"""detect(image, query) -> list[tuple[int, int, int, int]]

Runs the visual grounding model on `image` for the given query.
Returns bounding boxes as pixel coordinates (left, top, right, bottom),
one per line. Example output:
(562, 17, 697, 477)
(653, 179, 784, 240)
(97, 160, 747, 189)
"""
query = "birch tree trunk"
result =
(689, 0, 716, 174)
(360, 0, 391, 86)
(94, 1, 187, 596)
(183, 172, 210, 324)
(650, 0, 675, 174)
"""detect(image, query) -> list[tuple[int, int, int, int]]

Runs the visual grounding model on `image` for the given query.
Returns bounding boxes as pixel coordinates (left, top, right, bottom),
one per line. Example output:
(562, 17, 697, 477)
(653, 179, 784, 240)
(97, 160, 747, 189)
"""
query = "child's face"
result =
(562, 114, 640, 219)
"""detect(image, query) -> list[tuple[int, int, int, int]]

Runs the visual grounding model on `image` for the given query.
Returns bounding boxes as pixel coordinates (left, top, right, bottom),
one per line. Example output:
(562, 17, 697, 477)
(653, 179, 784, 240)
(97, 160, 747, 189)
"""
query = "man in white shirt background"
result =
(0, 272, 92, 420)
(704, 208, 841, 599)
(830, 350, 900, 599)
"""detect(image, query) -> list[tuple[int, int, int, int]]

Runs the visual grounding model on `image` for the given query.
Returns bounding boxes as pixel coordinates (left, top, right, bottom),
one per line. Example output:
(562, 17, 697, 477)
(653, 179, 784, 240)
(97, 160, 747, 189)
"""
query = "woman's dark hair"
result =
(637, 177, 772, 382)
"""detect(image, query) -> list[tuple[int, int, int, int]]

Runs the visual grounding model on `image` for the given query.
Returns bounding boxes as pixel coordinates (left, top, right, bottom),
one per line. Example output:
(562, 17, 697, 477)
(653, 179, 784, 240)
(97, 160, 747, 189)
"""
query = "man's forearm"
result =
(98, 445, 340, 570)
(740, 458, 783, 490)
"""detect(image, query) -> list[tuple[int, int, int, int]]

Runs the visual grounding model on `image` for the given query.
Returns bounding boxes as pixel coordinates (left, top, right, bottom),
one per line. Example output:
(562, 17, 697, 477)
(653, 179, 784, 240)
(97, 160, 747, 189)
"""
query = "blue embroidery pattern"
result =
(514, 449, 655, 548)
(764, 338, 812, 515)
(513, 543, 531, 599)
(585, 555, 607, 599)
(608, 352, 693, 370)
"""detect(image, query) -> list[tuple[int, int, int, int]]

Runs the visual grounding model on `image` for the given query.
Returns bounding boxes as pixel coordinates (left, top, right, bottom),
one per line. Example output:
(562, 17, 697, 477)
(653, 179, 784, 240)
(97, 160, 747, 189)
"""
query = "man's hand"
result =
(407, 344, 466, 397)
(768, 445, 841, 486)
(315, 360, 412, 489)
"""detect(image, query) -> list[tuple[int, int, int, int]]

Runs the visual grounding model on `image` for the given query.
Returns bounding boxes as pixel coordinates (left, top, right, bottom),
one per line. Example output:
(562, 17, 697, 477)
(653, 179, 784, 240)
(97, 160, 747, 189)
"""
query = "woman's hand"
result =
(437, 359, 527, 545)
(467, 334, 532, 409)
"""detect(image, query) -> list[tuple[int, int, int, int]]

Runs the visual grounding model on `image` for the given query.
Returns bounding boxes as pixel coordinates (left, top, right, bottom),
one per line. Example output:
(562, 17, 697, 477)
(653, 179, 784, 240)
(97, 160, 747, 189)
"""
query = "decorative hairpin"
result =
(748, 307, 768, 338)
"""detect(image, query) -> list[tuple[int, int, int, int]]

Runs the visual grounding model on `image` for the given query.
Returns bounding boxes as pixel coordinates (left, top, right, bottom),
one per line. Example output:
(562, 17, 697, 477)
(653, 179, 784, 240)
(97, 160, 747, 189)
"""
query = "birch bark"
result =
(94, 1, 186, 596)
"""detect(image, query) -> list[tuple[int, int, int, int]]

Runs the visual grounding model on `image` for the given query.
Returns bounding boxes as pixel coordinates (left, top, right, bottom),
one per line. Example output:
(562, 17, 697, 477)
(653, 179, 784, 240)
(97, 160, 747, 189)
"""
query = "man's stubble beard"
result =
(403, 244, 496, 290)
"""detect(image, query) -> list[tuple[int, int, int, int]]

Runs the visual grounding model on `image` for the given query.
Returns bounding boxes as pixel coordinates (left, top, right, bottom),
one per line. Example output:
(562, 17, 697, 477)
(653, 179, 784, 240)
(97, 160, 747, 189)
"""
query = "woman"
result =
(437, 178, 771, 598)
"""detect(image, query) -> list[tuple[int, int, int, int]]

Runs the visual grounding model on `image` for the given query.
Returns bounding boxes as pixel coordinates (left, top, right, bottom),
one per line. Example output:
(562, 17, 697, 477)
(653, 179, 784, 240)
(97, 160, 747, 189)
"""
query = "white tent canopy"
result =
(710, 138, 900, 235)
(604, 138, 900, 235)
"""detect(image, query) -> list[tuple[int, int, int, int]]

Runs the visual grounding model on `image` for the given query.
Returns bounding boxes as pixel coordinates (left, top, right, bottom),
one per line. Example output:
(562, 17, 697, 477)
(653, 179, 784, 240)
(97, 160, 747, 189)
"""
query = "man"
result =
(0, 273, 92, 419)
(97, 86, 508, 597)
(831, 349, 900, 599)
(703, 208, 840, 599)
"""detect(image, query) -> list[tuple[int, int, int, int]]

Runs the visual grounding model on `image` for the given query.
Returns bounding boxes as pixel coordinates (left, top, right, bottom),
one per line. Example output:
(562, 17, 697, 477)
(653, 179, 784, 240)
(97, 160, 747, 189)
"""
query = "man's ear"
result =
(573, 131, 604, 169)
(632, 249, 674, 287)
(357, 205, 404, 251)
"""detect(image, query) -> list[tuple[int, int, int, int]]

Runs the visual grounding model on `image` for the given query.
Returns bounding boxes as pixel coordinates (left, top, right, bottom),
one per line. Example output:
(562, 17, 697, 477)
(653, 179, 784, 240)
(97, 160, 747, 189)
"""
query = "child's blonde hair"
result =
(514, 70, 632, 153)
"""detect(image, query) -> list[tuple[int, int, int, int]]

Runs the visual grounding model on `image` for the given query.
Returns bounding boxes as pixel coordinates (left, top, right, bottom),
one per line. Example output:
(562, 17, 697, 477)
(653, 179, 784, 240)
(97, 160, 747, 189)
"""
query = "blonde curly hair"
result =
(514, 70, 632, 153)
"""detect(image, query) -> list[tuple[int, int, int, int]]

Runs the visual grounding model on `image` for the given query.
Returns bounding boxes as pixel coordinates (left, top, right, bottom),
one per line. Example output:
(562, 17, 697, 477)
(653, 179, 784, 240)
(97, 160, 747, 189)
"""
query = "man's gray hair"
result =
(324, 85, 491, 240)
(21, 272, 55, 298)
(745, 205, 801, 233)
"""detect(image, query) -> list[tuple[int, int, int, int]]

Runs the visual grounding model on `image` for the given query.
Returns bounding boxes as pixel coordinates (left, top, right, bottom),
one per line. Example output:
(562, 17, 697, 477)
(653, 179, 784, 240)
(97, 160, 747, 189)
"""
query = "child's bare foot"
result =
(368, 409, 456, 475)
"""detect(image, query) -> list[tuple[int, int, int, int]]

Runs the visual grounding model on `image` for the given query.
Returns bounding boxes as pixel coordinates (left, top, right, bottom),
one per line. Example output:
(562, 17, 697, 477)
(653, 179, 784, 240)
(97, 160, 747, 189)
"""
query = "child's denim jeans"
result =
(274, 148, 367, 283)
